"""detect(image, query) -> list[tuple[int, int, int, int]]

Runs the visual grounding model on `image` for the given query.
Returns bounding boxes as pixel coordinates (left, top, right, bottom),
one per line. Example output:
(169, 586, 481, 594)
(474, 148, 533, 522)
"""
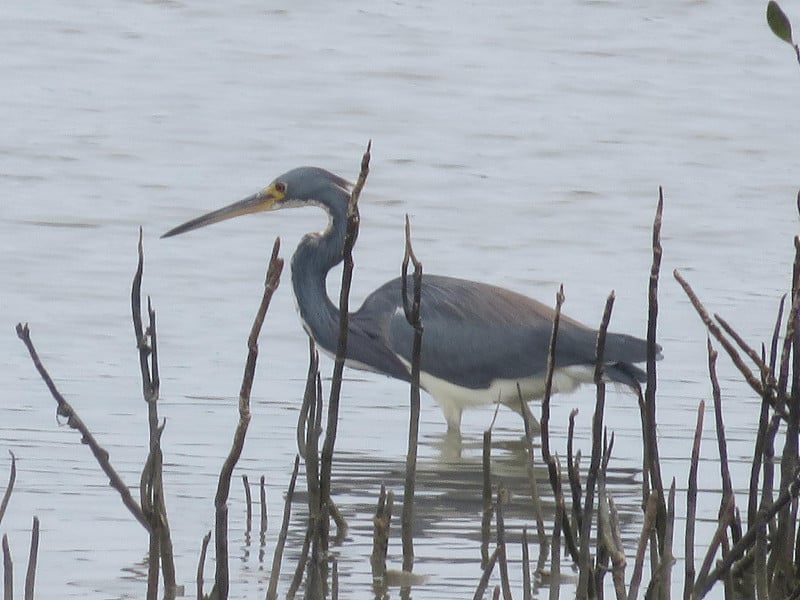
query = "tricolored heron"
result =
(163, 166, 655, 434)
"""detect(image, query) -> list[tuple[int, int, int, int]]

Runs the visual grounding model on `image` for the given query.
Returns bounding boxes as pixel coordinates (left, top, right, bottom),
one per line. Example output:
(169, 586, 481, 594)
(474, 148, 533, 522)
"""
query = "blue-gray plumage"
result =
(163, 166, 657, 434)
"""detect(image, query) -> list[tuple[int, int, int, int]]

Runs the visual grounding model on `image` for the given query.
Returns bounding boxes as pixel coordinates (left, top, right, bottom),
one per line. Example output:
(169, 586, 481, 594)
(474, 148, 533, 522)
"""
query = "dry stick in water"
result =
(332, 560, 339, 600)
(754, 508, 768, 600)
(567, 410, 583, 542)
(628, 492, 658, 600)
(495, 488, 512, 600)
(301, 339, 322, 512)
(131, 230, 176, 597)
(709, 337, 739, 503)
(644, 189, 666, 552)
(142, 424, 165, 600)
(651, 479, 676, 600)
(267, 455, 301, 600)
(673, 270, 767, 401)
(516, 385, 548, 573)
(16, 323, 151, 532)
(692, 494, 736, 599)
(774, 240, 800, 593)
(521, 527, 532, 600)
(400, 214, 423, 576)
(213, 237, 283, 600)
(3, 534, 11, 600)
(748, 296, 786, 531)
(548, 456, 564, 600)
(597, 433, 625, 600)
(289, 342, 322, 599)
(473, 547, 499, 600)
(0, 452, 15, 526)
(715, 314, 770, 383)
(24, 516, 38, 600)
(684, 400, 705, 600)
(370, 483, 393, 590)
(296, 338, 320, 461)
(537, 285, 578, 562)
(288, 349, 325, 600)
(707, 337, 736, 597)
(243, 475, 253, 533)
(196, 530, 211, 600)
(320, 142, 371, 543)
(481, 427, 494, 570)
(576, 292, 615, 599)
(260, 475, 268, 541)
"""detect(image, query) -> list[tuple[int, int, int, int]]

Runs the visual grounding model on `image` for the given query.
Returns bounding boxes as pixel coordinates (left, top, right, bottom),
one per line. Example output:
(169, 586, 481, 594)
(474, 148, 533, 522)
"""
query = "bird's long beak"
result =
(161, 183, 285, 238)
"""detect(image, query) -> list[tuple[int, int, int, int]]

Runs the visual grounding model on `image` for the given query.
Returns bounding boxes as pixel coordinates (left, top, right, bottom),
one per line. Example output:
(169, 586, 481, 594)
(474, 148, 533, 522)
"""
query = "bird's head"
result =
(161, 166, 352, 238)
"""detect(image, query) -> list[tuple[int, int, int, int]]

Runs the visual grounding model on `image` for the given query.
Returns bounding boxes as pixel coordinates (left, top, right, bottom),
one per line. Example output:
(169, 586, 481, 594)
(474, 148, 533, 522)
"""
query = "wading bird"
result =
(163, 166, 656, 435)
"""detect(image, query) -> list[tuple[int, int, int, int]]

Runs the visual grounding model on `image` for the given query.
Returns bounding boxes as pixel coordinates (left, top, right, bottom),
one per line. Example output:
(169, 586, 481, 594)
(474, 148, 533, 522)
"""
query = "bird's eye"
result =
(275, 181, 286, 194)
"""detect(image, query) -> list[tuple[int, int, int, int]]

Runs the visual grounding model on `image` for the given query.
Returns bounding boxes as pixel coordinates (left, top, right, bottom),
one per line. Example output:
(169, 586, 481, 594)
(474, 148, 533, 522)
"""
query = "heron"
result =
(163, 166, 656, 435)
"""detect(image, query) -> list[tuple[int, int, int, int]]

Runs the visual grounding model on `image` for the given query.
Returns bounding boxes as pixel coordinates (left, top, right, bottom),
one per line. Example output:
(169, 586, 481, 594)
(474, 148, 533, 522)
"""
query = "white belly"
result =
(397, 355, 594, 431)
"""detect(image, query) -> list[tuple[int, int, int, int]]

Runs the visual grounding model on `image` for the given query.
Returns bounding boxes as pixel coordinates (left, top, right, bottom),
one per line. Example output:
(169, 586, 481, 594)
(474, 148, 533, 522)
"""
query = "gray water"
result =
(2, 1, 799, 598)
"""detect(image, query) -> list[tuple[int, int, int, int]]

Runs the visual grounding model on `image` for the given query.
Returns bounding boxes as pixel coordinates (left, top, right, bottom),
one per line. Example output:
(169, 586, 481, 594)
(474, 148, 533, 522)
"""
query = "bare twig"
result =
(521, 527, 532, 600)
(706, 339, 731, 500)
(197, 530, 211, 600)
(320, 142, 371, 542)
(260, 475, 268, 541)
(401, 214, 423, 575)
(16, 323, 151, 532)
(297, 338, 320, 460)
(540, 284, 565, 463)
(577, 291, 615, 599)
(628, 492, 658, 600)
(645, 189, 666, 553)
(495, 488, 512, 600)
(131, 230, 177, 599)
(714, 313, 770, 382)
(0, 452, 15, 526)
(597, 434, 626, 600)
(654, 479, 676, 600)
(243, 475, 253, 533)
(549, 456, 564, 600)
(287, 521, 313, 600)
(692, 495, 736, 599)
(267, 455, 301, 600)
(301, 339, 322, 525)
(214, 238, 283, 600)
(749, 296, 786, 530)
(673, 270, 765, 399)
(684, 401, 705, 600)
(3, 534, 11, 600)
(24, 516, 38, 600)
(518, 385, 550, 566)
(481, 427, 494, 570)
(473, 547, 499, 600)
(370, 484, 393, 588)
(774, 240, 800, 592)
(567, 409, 583, 538)
(536, 285, 575, 561)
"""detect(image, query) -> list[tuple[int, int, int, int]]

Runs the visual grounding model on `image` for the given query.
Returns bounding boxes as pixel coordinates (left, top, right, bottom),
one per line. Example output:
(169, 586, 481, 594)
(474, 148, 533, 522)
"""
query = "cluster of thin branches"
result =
(12, 227, 283, 600)
(673, 236, 800, 599)
(472, 188, 800, 600)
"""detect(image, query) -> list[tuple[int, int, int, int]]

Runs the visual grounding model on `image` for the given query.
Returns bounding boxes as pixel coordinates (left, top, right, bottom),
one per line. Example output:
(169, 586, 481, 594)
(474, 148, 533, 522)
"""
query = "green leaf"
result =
(767, 1, 794, 45)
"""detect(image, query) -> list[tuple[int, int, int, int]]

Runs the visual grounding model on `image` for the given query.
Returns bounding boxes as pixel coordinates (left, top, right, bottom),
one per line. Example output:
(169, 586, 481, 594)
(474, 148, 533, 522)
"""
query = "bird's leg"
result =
(500, 396, 542, 435)
(435, 400, 464, 436)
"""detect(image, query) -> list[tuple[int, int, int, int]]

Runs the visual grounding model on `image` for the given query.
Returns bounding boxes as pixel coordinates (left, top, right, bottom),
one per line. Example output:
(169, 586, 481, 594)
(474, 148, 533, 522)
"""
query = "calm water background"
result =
(1, 1, 799, 598)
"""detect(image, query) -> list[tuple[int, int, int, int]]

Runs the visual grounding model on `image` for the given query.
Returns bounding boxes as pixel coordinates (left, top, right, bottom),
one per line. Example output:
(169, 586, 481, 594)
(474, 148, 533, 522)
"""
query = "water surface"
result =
(2, 1, 799, 597)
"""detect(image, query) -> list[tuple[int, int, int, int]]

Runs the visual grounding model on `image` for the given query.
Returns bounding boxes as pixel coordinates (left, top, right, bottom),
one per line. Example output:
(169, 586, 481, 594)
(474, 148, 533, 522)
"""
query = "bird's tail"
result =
(605, 361, 648, 389)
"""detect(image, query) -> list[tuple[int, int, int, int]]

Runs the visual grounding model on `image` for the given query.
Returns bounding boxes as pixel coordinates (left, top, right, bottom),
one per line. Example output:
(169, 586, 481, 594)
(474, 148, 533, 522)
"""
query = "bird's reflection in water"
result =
(257, 427, 643, 597)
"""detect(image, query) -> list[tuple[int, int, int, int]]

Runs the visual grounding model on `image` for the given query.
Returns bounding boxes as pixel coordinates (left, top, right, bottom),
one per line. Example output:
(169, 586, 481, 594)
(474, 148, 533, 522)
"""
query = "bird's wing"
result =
(357, 275, 599, 390)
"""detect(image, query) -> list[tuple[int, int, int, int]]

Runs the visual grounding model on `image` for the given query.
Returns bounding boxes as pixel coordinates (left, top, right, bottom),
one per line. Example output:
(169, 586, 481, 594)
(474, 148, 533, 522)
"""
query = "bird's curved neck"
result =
(290, 189, 350, 352)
